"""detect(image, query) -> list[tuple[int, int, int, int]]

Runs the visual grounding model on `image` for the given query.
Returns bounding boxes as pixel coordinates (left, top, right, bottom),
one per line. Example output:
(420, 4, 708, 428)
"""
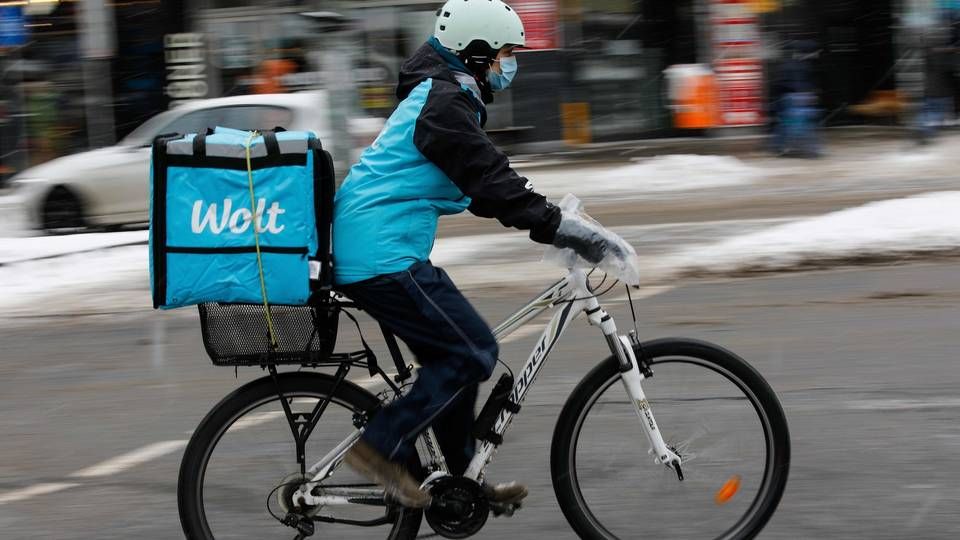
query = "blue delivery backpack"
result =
(150, 127, 334, 309)
(150, 127, 338, 366)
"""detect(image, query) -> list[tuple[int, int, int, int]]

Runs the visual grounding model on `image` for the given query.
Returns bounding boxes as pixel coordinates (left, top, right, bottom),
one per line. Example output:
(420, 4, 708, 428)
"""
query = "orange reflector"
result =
(714, 475, 741, 505)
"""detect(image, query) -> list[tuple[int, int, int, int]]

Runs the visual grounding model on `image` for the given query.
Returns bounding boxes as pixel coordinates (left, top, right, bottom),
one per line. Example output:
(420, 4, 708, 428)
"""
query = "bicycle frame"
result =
(297, 268, 681, 506)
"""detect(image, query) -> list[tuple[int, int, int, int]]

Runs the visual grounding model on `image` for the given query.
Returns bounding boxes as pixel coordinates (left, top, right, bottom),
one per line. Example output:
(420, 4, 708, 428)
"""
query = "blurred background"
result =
(2, 0, 959, 233)
(1, 1, 959, 539)
(0, 0, 957, 183)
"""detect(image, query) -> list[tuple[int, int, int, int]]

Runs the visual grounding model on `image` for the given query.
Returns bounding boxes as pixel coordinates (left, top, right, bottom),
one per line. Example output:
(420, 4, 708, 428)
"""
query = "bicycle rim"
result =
(568, 357, 778, 539)
(186, 384, 415, 539)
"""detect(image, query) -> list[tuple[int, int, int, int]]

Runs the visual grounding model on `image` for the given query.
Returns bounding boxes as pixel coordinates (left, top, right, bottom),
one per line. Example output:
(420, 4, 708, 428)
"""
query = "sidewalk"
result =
(509, 129, 960, 214)
(511, 125, 949, 169)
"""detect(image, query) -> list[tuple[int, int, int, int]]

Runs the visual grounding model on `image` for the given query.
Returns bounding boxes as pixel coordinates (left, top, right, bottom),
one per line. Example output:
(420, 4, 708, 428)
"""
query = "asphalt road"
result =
(2, 260, 959, 539)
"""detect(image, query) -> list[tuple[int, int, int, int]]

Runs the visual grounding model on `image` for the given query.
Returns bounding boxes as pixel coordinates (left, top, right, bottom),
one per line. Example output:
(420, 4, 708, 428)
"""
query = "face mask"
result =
(488, 56, 518, 91)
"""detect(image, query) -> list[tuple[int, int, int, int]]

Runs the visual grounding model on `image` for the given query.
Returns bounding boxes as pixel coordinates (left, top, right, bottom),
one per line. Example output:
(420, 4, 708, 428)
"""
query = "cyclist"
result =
(334, 0, 629, 508)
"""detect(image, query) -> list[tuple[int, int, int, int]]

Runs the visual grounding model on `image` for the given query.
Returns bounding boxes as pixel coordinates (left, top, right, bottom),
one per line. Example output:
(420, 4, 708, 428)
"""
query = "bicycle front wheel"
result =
(551, 338, 790, 540)
(178, 371, 422, 540)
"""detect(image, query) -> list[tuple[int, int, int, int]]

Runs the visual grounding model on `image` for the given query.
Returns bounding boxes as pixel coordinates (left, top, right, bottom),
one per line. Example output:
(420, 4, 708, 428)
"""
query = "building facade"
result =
(2, 0, 956, 181)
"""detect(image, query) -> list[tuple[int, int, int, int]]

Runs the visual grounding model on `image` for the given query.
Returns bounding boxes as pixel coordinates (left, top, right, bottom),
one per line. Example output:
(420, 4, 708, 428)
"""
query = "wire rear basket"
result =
(198, 300, 339, 366)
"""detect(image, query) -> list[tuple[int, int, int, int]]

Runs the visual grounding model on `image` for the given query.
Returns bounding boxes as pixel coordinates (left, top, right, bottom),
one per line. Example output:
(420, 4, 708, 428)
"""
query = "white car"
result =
(9, 92, 377, 232)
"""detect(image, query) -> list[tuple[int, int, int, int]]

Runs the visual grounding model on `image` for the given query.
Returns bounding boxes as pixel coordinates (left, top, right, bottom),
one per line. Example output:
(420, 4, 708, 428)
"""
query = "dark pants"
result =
(338, 261, 498, 476)
(919, 96, 953, 140)
(771, 92, 821, 157)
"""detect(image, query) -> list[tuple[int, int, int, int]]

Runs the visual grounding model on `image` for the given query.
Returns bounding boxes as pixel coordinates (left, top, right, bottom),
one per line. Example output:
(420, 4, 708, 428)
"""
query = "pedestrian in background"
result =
(769, 39, 822, 158)
(917, 24, 956, 143)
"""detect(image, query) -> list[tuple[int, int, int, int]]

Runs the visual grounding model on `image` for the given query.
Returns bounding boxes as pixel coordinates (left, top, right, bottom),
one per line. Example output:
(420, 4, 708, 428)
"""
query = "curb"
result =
(0, 240, 149, 268)
(510, 125, 954, 170)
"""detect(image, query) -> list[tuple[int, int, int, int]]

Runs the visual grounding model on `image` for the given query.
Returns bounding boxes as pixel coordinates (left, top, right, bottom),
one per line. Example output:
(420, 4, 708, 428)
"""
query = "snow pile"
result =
(1, 245, 149, 311)
(660, 191, 960, 276)
(1, 191, 959, 317)
(0, 193, 33, 238)
(531, 154, 759, 198)
(602, 155, 760, 192)
(0, 230, 148, 265)
(431, 232, 530, 266)
(760, 136, 960, 185)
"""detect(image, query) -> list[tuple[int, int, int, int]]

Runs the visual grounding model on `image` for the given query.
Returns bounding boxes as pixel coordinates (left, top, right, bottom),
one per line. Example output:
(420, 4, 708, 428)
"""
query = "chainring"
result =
(424, 476, 489, 539)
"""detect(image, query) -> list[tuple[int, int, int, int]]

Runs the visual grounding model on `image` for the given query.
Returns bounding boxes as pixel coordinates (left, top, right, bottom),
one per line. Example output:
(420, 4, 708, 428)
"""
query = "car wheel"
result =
(42, 187, 86, 233)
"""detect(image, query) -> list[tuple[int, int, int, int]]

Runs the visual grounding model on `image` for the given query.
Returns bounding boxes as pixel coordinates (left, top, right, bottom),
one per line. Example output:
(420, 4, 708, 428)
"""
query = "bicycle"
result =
(177, 259, 790, 539)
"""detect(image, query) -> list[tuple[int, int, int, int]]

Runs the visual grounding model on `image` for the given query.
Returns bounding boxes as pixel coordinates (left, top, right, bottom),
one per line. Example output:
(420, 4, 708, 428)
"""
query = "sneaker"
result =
(343, 440, 432, 508)
(481, 481, 528, 505)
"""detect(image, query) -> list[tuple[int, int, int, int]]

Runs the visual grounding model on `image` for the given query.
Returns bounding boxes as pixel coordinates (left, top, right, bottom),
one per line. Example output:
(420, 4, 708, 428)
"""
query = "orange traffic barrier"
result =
(665, 64, 720, 129)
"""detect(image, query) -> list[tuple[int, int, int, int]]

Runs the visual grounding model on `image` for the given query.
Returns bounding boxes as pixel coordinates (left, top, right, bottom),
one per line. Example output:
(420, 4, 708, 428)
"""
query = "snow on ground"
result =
(0, 154, 760, 268)
(0, 230, 147, 265)
(524, 136, 960, 207)
(747, 134, 960, 185)
(1, 192, 958, 319)
(656, 191, 960, 276)
(607, 155, 761, 191)
(528, 154, 760, 200)
(1, 245, 150, 312)
(0, 192, 33, 237)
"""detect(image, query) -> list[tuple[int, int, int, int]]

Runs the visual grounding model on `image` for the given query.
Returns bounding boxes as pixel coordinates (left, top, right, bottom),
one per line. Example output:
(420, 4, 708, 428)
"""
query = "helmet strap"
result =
(456, 39, 498, 80)
(448, 40, 498, 104)
(477, 76, 494, 105)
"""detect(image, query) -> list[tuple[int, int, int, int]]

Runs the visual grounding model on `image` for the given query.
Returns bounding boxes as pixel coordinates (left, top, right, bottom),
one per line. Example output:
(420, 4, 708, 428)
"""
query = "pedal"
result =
(489, 501, 522, 518)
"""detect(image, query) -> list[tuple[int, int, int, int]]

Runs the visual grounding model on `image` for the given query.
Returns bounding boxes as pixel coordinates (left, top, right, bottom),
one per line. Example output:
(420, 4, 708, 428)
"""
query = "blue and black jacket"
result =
(332, 40, 562, 285)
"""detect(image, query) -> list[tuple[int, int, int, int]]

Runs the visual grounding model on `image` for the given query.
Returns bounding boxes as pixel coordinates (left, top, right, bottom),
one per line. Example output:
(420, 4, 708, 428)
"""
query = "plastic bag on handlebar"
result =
(543, 194, 641, 286)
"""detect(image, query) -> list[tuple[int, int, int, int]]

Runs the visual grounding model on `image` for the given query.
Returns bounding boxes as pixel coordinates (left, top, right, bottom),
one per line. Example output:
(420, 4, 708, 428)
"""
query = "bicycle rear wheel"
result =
(551, 338, 790, 540)
(178, 371, 422, 540)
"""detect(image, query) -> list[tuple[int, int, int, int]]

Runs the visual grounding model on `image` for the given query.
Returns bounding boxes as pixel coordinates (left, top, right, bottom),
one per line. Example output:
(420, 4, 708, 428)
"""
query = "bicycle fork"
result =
(585, 296, 684, 480)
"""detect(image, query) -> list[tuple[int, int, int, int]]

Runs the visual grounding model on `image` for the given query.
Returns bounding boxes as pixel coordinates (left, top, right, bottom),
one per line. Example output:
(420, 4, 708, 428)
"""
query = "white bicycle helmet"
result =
(434, 0, 526, 52)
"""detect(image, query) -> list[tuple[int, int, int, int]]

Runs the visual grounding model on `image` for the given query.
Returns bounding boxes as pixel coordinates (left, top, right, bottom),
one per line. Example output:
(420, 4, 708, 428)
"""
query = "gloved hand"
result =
(552, 211, 629, 265)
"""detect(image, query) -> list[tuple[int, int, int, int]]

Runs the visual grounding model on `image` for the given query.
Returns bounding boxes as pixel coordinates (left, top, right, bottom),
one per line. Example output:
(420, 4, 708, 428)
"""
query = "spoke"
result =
(569, 358, 775, 540)
(306, 429, 362, 481)
(670, 423, 711, 460)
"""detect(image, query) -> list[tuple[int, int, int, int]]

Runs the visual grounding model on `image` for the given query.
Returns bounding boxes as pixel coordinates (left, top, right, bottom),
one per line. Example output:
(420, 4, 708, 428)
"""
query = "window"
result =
(216, 105, 295, 132)
(163, 106, 294, 135)
(121, 105, 295, 146)
(161, 109, 225, 136)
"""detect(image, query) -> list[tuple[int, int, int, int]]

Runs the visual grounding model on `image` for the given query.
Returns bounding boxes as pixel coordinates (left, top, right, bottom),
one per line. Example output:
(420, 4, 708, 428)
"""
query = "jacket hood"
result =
(396, 41, 466, 101)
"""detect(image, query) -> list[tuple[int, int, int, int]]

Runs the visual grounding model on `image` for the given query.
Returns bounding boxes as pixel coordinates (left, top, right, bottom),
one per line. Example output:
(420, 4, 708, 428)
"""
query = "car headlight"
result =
(3, 178, 45, 209)
(10, 176, 46, 186)
(6, 177, 48, 198)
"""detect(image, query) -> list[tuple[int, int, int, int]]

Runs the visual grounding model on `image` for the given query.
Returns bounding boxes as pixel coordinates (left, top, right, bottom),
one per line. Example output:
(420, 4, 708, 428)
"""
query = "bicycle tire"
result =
(551, 338, 790, 540)
(178, 371, 423, 540)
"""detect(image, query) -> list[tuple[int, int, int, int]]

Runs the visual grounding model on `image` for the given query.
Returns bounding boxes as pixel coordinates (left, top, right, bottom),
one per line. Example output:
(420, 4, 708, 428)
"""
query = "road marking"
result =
(182, 398, 331, 435)
(70, 440, 188, 479)
(228, 410, 286, 431)
(351, 375, 389, 389)
(3, 404, 319, 504)
(0, 482, 80, 505)
(906, 494, 939, 531)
